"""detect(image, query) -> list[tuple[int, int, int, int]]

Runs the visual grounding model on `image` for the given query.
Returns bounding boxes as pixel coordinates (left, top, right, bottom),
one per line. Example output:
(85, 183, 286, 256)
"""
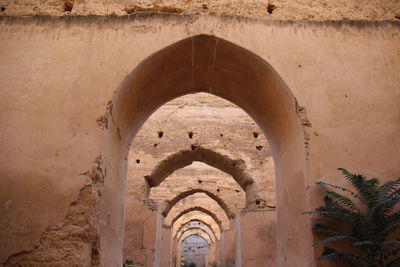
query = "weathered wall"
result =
(0, 0, 399, 20)
(0, 14, 399, 266)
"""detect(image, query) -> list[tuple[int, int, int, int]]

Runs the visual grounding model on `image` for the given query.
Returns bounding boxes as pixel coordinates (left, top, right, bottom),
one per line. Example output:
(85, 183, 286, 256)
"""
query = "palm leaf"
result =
(380, 177, 400, 198)
(316, 181, 359, 199)
(325, 190, 359, 211)
(379, 222, 400, 239)
(312, 223, 345, 236)
(318, 246, 367, 266)
(313, 235, 358, 247)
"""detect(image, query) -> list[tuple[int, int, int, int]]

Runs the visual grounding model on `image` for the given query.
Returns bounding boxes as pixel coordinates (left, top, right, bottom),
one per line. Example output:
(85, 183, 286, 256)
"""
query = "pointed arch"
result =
(145, 147, 253, 189)
(172, 212, 221, 241)
(180, 232, 212, 247)
(170, 207, 223, 231)
(177, 227, 215, 244)
(174, 219, 217, 241)
(163, 189, 233, 218)
(104, 34, 312, 266)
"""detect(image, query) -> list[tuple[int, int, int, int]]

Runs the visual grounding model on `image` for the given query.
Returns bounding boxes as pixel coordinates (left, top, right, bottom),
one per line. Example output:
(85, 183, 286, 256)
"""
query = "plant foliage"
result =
(304, 168, 400, 266)
(123, 259, 134, 267)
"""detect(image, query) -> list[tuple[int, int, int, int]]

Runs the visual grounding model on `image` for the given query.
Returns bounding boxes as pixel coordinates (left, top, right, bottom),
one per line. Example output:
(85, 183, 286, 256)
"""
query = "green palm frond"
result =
(313, 223, 345, 236)
(306, 169, 400, 266)
(380, 178, 400, 198)
(314, 235, 359, 247)
(325, 190, 359, 211)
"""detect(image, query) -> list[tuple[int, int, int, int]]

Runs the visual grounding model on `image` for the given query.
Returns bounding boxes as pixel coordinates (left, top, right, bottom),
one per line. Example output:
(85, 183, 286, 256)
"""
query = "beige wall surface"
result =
(0, 0, 399, 20)
(0, 14, 399, 266)
(239, 210, 277, 267)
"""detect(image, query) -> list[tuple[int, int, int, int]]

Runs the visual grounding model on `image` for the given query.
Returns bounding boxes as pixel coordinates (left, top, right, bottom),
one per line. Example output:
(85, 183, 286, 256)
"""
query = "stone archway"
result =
(163, 189, 234, 218)
(169, 207, 224, 231)
(102, 34, 312, 266)
(178, 227, 215, 244)
(173, 212, 222, 241)
(173, 219, 218, 241)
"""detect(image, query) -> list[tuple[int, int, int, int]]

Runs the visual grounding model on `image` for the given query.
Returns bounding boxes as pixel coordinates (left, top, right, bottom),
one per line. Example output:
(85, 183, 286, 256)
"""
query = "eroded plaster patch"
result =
(4, 157, 105, 267)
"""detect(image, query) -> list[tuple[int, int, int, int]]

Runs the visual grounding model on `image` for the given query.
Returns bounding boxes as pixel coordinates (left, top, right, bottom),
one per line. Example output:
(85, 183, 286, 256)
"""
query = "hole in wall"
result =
(216, 189, 220, 192)
(63, 1, 73, 12)
(235, 190, 240, 193)
(256, 145, 263, 151)
(0, 6, 6, 12)
(256, 200, 261, 205)
(220, 133, 223, 137)
(153, 143, 158, 147)
(158, 131, 164, 138)
(191, 144, 197, 151)
(253, 132, 259, 138)
(136, 159, 140, 164)
(198, 179, 203, 184)
(188, 132, 193, 139)
(395, 15, 400, 20)
(267, 3, 276, 14)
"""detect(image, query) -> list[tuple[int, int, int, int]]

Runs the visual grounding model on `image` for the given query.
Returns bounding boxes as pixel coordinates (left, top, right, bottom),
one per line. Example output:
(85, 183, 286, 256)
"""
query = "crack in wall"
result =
(4, 156, 105, 267)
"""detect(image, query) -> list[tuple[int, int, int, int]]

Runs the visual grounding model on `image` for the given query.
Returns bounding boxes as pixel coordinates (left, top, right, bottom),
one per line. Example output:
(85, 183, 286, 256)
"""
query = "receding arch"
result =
(175, 221, 216, 243)
(170, 207, 223, 231)
(172, 212, 221, 240)
(174, 219, 217, 241)
(163, 189, 233, 218)
(103, 34, 312, 266)
(180, 232, 212, 247)
(178, 227, 215, 244)
(145, 147, 253, 189)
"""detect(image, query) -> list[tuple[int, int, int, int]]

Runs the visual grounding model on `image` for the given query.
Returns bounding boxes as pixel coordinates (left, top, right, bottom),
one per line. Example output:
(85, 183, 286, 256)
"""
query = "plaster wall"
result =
(0, 14, 399, 266)
(239, 210, 277, 267)
(160, 226, 172, 267)
(0, 0, 399, 20)
(221, 225, 236, 265)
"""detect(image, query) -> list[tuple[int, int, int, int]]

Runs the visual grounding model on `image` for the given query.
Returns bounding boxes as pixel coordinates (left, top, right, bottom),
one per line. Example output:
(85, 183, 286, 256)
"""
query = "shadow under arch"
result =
(102, 34, 312, 266)
(174, 219, 218, 241)
(162, 189, 234, 218)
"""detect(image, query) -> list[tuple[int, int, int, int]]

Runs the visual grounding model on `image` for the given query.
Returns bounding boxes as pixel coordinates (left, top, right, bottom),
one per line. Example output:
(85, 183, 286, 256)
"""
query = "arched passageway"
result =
(163, 189, 234, 218)
(174, 220, 218, 241)
(173, 212, 222, 241)
(145, 147, 253, 189)
(102, 34, 312, 266)
(180, 234, 211, 267)
(178, 227, 215, 244)
(169, 207, 224, 231)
